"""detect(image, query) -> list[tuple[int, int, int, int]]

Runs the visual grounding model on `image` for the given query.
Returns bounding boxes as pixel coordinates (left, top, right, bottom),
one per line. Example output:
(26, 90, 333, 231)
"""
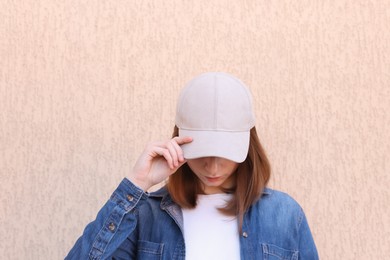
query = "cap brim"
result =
(179, 129, 250, 163)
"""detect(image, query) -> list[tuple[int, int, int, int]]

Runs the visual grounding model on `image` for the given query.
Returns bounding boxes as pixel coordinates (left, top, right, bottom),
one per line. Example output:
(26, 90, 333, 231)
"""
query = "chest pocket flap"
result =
(137, 240, 164, 260)
(262, 243, 298, 260)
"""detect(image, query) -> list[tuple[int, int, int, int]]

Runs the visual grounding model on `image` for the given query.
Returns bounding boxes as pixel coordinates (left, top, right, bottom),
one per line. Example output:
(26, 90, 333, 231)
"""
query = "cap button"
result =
(242, 231, 248, 238)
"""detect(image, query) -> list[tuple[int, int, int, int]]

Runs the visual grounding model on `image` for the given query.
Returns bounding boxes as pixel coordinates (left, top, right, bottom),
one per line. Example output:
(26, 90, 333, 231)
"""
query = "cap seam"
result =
(214, 74, 218, 129)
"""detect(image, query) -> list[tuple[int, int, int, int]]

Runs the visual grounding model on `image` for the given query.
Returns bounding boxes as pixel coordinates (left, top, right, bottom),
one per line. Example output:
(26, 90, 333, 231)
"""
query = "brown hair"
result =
(167, 126, 271, 232)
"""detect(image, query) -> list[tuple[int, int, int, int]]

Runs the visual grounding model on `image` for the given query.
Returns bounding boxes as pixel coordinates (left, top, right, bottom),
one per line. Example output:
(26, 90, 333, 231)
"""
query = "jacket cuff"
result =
(109, 178, 149, 212)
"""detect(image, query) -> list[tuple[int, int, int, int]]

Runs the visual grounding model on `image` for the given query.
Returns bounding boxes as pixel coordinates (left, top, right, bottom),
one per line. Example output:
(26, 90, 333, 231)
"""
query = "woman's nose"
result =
(205, 157, 219, 175)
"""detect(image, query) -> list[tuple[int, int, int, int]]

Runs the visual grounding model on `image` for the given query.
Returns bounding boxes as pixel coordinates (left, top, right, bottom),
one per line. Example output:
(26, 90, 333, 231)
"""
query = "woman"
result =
(66, 72, 319, 259)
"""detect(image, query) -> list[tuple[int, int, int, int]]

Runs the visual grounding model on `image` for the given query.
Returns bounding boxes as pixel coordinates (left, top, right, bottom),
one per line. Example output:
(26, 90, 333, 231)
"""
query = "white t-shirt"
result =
(182, 193, 240, 260)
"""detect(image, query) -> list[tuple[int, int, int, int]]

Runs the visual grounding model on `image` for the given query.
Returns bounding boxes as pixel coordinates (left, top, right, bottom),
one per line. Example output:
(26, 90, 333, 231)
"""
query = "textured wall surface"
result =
(1, 0, 389, 259)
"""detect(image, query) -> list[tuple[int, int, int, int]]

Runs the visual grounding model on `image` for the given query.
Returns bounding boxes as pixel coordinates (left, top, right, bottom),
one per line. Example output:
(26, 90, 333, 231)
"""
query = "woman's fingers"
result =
(169, 136, 193, 166)
(174, 136, 193, 145)
(153, 136, 193, 149)
(129, 136, 193, 190)
(150, 136, 193, 167)
(150, 146, 175, 169)
(166, 141, 179, 168)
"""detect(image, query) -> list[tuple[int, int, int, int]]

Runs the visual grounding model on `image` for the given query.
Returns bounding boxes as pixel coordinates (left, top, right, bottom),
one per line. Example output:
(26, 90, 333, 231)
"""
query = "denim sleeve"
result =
(298, 208, 319, 259)
(65, 178, 148, 260)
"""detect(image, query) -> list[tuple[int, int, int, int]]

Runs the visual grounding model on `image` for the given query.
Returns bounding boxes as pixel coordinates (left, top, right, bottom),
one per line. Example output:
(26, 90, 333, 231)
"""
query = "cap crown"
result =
(175, 72, 255, 132)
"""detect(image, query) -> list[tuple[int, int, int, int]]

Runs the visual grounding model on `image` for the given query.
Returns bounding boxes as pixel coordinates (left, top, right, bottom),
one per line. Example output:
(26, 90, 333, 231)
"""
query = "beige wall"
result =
(1, 0, 389, 259)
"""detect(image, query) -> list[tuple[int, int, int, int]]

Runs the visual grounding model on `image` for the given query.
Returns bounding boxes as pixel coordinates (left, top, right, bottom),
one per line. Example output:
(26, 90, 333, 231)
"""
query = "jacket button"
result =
(242, 232, 248, 238)
(126, 194, 134, 201)
(108, 223, 116, 231)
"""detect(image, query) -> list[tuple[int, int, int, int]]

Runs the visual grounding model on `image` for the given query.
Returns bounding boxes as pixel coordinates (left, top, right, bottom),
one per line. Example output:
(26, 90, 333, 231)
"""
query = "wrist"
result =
(127, 174, 152, 191)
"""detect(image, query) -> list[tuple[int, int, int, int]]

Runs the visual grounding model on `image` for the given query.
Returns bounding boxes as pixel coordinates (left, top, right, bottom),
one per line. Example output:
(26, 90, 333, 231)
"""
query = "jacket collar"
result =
(149, 186, 272, 201)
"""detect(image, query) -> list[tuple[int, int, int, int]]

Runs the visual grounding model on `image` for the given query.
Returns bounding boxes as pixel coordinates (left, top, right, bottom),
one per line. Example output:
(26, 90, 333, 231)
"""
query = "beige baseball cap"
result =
(175, 72, 255, 163)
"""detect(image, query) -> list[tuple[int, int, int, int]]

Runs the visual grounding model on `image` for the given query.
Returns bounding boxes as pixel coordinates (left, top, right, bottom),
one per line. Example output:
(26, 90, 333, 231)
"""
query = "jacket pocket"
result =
(261, 243, 298, 260)
(137, 240, 164, 260)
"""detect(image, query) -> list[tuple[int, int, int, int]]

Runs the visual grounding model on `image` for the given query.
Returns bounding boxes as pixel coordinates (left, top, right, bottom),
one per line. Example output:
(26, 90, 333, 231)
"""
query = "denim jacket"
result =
(66, 178, 319, 260)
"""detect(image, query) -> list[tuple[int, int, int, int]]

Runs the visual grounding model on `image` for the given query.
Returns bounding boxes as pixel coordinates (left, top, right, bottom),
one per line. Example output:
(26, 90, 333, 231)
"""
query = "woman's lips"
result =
(205, 176, 221, 182)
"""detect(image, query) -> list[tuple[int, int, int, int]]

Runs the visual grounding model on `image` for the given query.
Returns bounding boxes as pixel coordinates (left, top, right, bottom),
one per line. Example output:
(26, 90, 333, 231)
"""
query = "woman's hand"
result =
(128, 136, 193, 191)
